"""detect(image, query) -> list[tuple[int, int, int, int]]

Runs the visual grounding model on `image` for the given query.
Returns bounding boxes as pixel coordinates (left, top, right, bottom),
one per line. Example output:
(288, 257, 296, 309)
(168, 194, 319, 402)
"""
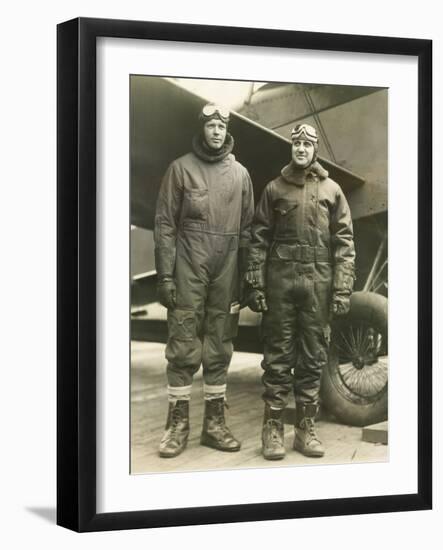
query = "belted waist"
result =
(271, 243, 331, 263)
(180, 221, 239, 237)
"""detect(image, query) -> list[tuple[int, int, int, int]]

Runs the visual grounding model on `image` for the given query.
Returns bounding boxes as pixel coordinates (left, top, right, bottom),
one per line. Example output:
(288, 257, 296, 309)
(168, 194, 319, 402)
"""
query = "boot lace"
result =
(214, 414, 232, 437)
(301, 418, 320, 442)
(211, 401, 234, 438)
(169, 407, 183, 435)
(266, 419, 282, 442)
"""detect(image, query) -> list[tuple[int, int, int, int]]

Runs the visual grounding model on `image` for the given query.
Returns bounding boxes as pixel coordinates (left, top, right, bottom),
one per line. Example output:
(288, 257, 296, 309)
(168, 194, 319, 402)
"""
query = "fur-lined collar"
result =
(192, 133, 234, 163)
(281, 160, 328, 186)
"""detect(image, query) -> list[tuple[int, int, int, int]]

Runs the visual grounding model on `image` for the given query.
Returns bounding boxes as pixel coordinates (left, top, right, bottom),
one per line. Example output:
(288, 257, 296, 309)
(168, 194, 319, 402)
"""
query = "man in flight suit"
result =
(154, 103, 254, 458)
(246, 123, 355, 460)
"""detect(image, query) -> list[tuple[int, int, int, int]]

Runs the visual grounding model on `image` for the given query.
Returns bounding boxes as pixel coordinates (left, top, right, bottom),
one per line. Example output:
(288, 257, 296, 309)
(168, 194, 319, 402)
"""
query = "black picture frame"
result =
(57, 17, 432, 532)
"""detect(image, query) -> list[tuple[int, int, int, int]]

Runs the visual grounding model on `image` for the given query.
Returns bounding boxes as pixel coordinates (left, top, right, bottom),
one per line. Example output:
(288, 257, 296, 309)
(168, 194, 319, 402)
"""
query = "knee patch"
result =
(166, 308, 201, 367)
(167, 308, 197, 341)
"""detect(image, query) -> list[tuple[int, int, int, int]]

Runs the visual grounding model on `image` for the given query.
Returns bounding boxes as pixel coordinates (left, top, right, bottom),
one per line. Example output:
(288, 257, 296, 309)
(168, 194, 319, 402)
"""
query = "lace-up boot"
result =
(294, 403, 325, 458)
(262, 405, 285, 460)
(159, 400, 190, 458)
(200, 397, 241, 452)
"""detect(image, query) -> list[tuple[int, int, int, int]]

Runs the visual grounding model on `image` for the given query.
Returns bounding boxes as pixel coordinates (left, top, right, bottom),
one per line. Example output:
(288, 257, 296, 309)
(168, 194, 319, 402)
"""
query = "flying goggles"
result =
(200, 104, 230, 123)
(291, 124, 318, 143)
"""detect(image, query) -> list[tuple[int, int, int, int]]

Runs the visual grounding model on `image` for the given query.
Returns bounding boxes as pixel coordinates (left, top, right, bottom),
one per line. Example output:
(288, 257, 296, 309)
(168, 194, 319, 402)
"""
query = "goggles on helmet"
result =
(291, 124, 318, 143)
(200, 104, 230, 123)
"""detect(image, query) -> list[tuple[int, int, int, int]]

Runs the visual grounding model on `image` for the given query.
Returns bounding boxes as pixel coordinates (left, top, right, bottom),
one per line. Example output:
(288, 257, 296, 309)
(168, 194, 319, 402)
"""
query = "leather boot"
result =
(262, 405, 285, 460)
(200, 397, 241, 452)
(158, 400, 190, 458)
(293, 403, 325, 458)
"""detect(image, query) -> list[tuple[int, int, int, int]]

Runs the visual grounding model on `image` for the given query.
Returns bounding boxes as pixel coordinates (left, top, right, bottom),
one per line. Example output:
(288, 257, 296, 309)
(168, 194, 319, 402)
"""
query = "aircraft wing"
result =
(131, 77, 365, 230)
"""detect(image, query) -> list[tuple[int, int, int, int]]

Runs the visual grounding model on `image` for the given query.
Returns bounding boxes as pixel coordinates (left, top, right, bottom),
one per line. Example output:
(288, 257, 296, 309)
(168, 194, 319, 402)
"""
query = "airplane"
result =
(130, 76, 388, 428)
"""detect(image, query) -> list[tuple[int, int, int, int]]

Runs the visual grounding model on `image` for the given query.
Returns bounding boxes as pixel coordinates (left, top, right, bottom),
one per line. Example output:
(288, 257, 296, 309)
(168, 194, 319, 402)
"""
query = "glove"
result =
(157, 277, 176, 309)
(333, 263, 355, 294)
(330, 294, 351, 317)
(330, 263, 355, 317)
(245, 262, 265, 290)
(246, 289, 268, 313)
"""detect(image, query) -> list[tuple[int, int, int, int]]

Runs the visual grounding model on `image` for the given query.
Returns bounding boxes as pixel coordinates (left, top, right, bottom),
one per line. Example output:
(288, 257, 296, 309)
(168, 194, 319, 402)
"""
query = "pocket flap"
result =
(273, 199, 298, 216)
(183, 189, 209, 220)
(168, 309, 196, 341)
(187, 189, 207, 197)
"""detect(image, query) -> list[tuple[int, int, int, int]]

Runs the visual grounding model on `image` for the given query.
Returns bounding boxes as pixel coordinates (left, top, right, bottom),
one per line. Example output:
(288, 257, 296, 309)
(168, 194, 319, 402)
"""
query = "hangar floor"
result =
(131, 341, 388, 475)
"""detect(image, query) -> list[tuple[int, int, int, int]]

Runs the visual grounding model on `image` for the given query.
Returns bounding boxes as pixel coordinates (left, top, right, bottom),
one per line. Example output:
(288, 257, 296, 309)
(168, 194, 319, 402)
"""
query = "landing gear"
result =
(321, 291, 388, 427)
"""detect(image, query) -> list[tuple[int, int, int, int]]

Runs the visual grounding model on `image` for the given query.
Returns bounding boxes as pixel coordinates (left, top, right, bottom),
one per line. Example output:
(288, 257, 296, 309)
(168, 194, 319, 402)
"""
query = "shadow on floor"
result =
(26, 507, 56, 524)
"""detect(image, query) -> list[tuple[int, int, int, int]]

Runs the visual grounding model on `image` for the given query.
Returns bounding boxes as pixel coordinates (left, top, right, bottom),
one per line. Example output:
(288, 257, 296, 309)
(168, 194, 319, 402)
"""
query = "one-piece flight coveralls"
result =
(154, 134, 254, 394)
(248, 160, 355, 409)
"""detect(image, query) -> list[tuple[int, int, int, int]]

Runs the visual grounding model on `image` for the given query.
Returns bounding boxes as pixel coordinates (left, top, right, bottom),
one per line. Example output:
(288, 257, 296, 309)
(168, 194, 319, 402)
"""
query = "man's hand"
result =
(330, 294, 351, 317)
(246, 289, 268, 313)
(157, 278, 176, 310)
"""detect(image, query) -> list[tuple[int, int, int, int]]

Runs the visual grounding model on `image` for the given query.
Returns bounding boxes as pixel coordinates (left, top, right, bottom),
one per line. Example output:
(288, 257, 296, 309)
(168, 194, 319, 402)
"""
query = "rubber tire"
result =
(320, 291, 388, 427)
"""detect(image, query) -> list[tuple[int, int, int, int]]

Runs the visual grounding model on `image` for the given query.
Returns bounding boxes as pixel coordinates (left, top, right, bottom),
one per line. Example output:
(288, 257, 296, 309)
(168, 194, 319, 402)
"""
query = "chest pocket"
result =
(183, 189, 209, 221)
(273, 198, 298, 232)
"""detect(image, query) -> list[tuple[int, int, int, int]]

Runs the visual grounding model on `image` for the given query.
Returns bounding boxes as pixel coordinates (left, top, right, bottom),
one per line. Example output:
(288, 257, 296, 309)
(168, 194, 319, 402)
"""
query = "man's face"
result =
(292, 139, 315, 168)
(203, 118, 227, 150)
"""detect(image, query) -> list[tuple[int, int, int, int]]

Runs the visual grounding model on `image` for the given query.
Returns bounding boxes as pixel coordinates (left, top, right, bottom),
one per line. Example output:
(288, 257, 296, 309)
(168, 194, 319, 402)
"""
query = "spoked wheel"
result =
(321, 291, 388, 427)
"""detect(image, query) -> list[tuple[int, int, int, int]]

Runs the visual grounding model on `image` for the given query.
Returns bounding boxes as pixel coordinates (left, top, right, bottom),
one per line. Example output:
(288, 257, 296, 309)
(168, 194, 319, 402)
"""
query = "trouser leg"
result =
(261, 263, 297, 410)
(201, 306, 234, 390)
(200, 242, 241, 452)
(294, 284, 330, 404)
(290, 270, 330, 458)
(165, 305, 203, 388)
(293, 320, 328, 404)
(201, 243, 239, 390)
(165, 233, 207, 388)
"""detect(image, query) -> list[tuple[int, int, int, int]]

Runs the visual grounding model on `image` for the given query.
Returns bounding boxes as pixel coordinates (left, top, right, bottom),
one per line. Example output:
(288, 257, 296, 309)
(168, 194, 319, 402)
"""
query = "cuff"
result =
(333, 263, 355, 294)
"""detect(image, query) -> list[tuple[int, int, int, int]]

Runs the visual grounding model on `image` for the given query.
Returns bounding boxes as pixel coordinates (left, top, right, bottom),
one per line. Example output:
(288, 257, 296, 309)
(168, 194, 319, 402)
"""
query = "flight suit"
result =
(248, 160, 355, 409)
(154, 134, 254, 392)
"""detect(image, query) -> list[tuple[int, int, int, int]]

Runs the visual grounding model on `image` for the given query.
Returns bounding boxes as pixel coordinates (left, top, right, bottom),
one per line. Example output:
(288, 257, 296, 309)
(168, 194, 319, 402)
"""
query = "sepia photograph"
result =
(56, 15, 432, 532)
(129, 75, 388, 475)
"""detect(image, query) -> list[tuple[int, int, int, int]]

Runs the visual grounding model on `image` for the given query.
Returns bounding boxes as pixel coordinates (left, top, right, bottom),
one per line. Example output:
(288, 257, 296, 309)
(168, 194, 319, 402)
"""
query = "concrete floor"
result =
(131, 341, 388, 474)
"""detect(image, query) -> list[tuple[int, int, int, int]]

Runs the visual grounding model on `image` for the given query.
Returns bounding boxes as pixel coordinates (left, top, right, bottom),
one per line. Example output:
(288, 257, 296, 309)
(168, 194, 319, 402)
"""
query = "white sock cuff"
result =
(167, 385, 192, 401)
(203, 383, 226, 393)
(203, 383, 226, 400)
